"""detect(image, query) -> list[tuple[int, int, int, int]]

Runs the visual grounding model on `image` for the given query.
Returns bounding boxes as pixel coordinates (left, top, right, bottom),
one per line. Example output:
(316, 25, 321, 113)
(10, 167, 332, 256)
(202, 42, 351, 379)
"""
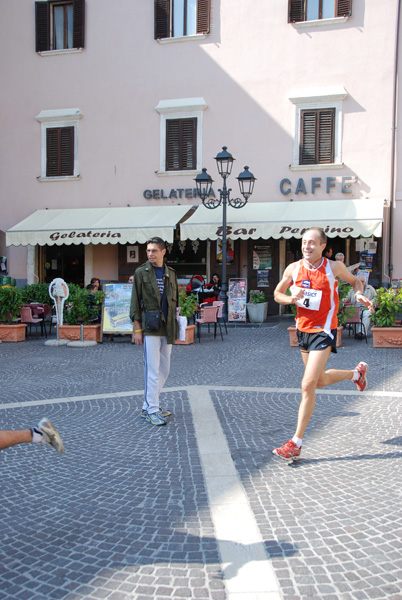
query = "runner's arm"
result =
(332, 261, 374, 311)
(274, 263, 304, 305)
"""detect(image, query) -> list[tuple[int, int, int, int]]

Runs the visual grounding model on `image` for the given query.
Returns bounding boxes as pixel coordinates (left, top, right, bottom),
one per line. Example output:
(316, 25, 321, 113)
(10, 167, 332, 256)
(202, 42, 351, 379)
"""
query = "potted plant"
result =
(0, 286, 27, 342)
(370, 286, 402, 347)
(246, 290, 268, 323)
(59, 284, 105, 342)
(175, 291, 198, 345)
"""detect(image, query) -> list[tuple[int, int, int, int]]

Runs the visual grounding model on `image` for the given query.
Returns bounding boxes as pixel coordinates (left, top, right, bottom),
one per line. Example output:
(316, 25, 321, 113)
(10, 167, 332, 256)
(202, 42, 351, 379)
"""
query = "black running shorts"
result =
(297, 328, 338, 354)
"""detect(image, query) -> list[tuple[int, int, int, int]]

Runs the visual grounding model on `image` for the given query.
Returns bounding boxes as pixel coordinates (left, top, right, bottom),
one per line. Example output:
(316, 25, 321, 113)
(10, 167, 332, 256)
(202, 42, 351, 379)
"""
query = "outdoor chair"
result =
(20, 306, 47, 337)
(195, 305, 223, 342)
(345, 305, 367, 343)
(213, 300, 228, 334)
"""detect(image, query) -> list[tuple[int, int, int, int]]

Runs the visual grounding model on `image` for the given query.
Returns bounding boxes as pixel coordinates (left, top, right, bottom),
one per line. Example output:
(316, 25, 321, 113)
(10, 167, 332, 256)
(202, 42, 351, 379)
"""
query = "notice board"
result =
(101, 283, 133, 338)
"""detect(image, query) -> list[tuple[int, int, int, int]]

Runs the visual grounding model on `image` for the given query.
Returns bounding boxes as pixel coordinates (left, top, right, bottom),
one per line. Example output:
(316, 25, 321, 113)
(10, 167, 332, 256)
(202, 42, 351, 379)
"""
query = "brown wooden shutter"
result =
(73, 0, 85, 48)
(336, 0, 352, 17)
(317, 109, 335, 163)
(288, 0, 305, 23)
(35, 2, 50, 52)
(155, 0, 170, 39)
(300, 109, 334, 165)
(166, 118, 197, 170)
(46, 127, 74, 177)
(197, 0, 211, 34)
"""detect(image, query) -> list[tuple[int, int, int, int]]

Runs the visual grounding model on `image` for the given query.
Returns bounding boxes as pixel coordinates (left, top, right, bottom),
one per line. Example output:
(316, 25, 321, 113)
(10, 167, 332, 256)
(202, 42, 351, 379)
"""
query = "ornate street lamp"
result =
(195, 146, 256, 321)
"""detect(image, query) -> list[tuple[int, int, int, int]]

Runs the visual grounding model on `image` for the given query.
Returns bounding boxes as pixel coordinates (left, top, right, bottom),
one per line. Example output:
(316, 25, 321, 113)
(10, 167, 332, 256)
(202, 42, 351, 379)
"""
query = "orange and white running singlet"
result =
(291, 258, 339, 335)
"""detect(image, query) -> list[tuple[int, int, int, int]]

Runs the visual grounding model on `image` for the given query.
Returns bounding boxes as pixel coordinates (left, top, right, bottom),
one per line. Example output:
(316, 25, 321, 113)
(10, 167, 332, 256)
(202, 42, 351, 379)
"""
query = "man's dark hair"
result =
(146, 237, 166, 250)
(303, 227, 327, 245)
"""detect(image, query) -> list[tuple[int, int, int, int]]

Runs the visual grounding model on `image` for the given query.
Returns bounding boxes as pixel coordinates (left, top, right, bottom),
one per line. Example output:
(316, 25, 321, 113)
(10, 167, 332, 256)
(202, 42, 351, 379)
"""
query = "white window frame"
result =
(155, 97, 207, 176)
(288, 86, 347, 170)
(35, 108, 82, 181)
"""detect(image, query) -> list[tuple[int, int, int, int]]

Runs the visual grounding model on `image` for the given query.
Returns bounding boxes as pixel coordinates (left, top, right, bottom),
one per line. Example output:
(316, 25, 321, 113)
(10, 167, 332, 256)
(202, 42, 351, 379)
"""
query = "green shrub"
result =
(63, 284, 105, 325)
(21, 283, 52, 305)
(0, 286, 24, 323)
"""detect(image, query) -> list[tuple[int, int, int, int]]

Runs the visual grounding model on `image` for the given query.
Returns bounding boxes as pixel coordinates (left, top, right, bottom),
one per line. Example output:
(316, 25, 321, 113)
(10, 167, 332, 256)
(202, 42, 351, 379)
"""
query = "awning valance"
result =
(6, 206, 192, 247)
(180, 199, 384, 240)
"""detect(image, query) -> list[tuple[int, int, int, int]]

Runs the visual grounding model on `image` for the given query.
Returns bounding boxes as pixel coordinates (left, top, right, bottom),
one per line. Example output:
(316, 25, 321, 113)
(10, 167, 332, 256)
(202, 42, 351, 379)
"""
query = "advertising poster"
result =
(359, 251, 373, 271)
(102, 283, 133, 335)
(257, 270, 269, 287)
(228, 278, 247, 322)
(216, 239, 234, 263)
(253, 245, 272, 269)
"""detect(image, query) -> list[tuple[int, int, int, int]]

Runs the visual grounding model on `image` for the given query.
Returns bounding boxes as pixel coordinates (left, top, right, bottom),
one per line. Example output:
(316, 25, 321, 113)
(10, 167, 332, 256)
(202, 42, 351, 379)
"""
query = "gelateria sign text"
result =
(49, 231, 121, 241)
(279, 176, 357, 195)
(143, 188, 215, 200)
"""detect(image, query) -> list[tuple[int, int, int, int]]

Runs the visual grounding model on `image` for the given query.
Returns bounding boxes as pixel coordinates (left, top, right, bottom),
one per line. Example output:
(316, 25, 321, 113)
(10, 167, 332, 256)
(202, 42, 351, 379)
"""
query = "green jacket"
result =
(130, 260, 178, 344)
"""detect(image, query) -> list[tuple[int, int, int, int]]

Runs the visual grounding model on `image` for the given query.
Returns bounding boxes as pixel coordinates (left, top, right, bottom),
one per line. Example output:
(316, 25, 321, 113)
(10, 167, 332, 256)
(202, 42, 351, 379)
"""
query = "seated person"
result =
(345, 274, 376, 336)
(207, 273, 221, 298)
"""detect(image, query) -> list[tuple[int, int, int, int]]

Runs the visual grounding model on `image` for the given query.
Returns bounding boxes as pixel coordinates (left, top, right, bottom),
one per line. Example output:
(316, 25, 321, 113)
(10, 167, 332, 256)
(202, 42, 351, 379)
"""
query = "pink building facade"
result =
(1, 0, 401, 308)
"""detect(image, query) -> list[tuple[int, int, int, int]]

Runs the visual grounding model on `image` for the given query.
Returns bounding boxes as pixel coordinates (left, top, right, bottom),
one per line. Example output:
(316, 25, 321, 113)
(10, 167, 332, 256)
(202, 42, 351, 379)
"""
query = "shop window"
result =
(35, 0, 85, 52)
(155, 98, 207, 175)
(155, 0, 210, 40)
(288, 0, 352, 23)
(35, 108, 82, 180)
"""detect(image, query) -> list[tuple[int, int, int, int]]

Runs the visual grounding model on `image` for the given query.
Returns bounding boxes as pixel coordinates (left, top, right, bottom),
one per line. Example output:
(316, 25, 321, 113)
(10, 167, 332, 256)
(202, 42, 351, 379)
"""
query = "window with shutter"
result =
(300, 109, 335, 165)
(166, 118, 197, 171)
(35, 0, 85, 52)
(155, 0, 210, 39)
(46, 127, 74, 177)
(288, 0, 351, 23)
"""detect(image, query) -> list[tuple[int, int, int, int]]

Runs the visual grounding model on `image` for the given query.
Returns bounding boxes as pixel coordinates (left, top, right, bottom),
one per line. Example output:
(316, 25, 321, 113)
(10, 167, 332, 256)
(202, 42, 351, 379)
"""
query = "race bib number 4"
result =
(292, 286, 322, 311)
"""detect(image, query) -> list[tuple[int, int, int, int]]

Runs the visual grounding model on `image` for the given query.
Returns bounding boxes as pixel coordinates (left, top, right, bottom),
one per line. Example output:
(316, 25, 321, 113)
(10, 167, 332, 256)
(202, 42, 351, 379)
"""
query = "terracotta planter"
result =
(371, 326, 402, 348)
(175, 324, 196, 345)
(0, 323, 27, 342)
(287, 325, 343, 347)
(287, 325, 298, 346)
(59, 324, 101, 342)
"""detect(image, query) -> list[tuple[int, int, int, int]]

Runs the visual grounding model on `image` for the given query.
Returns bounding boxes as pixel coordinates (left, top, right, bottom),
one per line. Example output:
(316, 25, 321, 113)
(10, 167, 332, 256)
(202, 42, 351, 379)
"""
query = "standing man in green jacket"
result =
(130, 237, 178, 426)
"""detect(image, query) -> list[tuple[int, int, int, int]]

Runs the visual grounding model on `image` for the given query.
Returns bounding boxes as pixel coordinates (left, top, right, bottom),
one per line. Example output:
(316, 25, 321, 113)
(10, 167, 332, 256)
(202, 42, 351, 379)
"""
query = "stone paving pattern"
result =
(1, 319, 402, 599)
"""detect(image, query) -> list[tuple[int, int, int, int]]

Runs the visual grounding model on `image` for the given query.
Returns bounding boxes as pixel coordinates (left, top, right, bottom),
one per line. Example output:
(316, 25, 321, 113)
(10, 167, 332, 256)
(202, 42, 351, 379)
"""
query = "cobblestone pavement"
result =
(1, 320, 402, 600)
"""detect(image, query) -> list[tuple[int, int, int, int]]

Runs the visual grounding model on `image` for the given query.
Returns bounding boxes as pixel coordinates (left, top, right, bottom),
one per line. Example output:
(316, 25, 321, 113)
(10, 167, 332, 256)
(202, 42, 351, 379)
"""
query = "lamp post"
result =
(195, 146, 256, 321)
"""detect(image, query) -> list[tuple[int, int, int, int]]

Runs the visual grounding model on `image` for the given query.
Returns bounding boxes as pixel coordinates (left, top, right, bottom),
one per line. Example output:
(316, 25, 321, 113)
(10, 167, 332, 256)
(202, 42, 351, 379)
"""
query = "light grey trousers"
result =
(143, 335, 172, 414)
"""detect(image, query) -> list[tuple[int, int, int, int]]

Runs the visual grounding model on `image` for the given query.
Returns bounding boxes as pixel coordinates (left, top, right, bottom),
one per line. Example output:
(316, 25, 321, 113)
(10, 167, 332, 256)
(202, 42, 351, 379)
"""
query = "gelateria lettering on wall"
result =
(279, 176, 357, 195)
(49, 231, 122, 241)
(143, 188, 216, 200)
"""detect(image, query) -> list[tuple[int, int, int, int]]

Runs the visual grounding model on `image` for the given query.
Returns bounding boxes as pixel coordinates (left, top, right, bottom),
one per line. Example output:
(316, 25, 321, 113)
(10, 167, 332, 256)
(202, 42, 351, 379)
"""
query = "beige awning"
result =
(6, 206, 192, 246)
(180, 199, 384, 240)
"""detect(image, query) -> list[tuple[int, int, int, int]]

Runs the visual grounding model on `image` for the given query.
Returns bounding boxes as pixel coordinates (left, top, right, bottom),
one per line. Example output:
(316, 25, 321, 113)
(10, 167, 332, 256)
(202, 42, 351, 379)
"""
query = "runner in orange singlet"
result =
(272, 228, 374, 460)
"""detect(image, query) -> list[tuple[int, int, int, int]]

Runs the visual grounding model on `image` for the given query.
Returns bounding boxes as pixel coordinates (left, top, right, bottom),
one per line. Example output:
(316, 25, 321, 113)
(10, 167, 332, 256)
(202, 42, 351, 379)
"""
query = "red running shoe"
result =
(354, 361, 369, 392)
(272, 439, 301, 460)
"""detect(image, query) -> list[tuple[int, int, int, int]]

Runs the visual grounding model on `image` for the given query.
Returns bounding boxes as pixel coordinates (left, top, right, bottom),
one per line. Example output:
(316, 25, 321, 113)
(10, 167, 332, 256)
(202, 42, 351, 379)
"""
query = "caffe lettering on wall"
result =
(279, 176, 356, 195)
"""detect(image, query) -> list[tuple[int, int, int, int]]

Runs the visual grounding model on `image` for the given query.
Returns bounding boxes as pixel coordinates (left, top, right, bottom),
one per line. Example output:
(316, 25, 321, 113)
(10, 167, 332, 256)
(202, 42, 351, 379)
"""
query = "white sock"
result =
(352, 369, 359, 382)
(292, 436, 303, 448)
(30, 427, 43, 444)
